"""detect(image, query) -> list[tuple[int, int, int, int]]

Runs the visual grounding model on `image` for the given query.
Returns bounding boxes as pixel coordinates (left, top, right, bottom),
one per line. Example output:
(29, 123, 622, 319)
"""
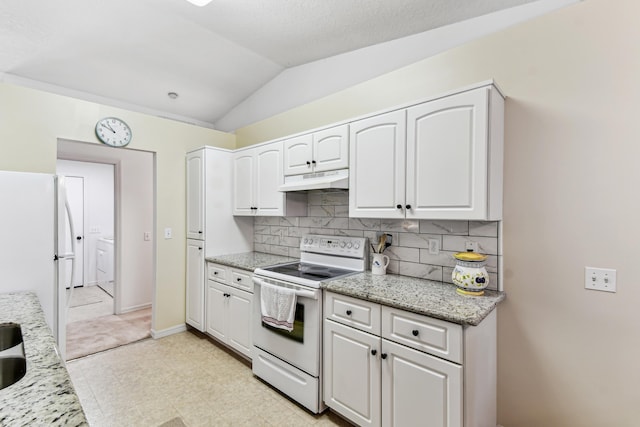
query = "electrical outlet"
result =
(164, 228, 172, 239)
(585, 267, 617, 293)
(428, 238, 440, 255)
(465, 241, 479, 252)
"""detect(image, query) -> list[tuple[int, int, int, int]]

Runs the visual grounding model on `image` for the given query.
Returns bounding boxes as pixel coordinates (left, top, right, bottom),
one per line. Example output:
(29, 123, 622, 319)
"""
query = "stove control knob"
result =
(354, 243, 360, 249)
(340, 241, 346, 248)
(346, 242, 353, 249)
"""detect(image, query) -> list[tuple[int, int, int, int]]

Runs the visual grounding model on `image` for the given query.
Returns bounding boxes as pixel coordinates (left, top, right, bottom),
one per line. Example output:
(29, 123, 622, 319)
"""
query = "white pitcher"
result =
(371, 253, 390, 275)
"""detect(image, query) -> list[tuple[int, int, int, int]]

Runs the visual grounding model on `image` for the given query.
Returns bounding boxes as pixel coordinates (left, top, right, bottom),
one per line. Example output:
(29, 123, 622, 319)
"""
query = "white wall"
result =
(56, 159, 114, 287)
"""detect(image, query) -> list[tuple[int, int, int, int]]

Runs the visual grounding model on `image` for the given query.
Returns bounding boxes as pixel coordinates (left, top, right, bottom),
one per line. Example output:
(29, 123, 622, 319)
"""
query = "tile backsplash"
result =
(254, 190, 501, 290)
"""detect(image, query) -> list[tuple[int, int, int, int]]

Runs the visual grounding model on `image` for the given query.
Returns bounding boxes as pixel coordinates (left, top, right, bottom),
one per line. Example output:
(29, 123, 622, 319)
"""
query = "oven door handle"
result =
(252, 277, 321, 300)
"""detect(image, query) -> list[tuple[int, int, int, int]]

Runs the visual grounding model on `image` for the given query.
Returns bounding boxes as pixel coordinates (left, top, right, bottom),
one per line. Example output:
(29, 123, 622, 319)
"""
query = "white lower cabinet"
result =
(324, 320, 381, 427)
(205, 262, 253, 359)
(186, 239, 205, 332)
(382, 339, 462, 427)
(324, 291, 496, 427)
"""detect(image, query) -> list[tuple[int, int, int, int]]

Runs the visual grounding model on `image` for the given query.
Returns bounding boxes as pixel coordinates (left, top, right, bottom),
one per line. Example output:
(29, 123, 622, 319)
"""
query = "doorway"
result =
(57, 139, 155, 360)
(57, 159, 116, 323)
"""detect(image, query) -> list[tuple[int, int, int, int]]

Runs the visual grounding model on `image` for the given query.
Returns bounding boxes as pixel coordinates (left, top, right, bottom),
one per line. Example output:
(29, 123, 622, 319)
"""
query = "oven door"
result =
(252, 276, 322, 377)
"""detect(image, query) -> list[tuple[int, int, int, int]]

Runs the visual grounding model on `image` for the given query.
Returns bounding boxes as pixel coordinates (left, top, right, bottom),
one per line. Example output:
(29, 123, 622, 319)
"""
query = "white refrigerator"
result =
(0, 170, 77, 359)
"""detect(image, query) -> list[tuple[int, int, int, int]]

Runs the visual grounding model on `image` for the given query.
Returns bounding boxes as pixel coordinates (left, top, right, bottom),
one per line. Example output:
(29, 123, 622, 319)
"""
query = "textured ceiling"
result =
(0, 0, 543, 129)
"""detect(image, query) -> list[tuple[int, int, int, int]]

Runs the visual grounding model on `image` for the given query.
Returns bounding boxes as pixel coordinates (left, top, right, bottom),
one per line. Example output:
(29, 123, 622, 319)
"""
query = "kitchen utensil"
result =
(384, 233, 392, 252)
(451, 252, 489, 296)
(377, 234, 386, 254)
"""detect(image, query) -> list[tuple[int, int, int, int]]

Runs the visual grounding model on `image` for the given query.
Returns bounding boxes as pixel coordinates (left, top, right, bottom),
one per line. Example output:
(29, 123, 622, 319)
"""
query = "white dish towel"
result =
(260, 282, 297, 332)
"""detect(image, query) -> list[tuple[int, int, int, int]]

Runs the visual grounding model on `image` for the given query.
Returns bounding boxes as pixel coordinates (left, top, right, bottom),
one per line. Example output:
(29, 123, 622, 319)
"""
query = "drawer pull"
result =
(346, 310, 352, 316)
(213, 271, 218, 275)
(381, 353, 388, 360)
(412, 329, 419, 337)
(371, 349, 377, 356)
(237, 277, 242, 282)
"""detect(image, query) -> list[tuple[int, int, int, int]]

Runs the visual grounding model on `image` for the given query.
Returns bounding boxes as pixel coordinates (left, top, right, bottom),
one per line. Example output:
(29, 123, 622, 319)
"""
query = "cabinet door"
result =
(349, 110, 406, 219)
(226, 287, 253, 359)
(324, 320, 381, 427)
(232, 151, 255, 216)
(283, 134, 313, 176)
(186, 239, 205, 332)
(313, 124, 349, 173)
(186, 151, 204, 239)
(206, 280, 228, 341)
(255, 142, 284, 216)
(406, 88, 489, 220)
(382, 339, 462, 427)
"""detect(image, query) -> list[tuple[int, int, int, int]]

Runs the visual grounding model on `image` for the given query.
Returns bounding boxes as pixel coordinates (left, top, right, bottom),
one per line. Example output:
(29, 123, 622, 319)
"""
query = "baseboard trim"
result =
(151, 324, 187, 339)
(120, 303, 152, 314)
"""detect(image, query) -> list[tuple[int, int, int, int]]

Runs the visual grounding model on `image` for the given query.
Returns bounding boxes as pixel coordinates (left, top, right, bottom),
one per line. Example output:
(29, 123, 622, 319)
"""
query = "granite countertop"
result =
(0, 292, 87, 426)
(206, 252, 296, 271)
(324, 272, 505, 326)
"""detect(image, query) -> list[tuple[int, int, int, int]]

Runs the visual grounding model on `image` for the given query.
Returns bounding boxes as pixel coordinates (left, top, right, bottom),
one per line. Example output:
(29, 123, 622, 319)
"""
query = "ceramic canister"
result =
(451, 251, 489, 296)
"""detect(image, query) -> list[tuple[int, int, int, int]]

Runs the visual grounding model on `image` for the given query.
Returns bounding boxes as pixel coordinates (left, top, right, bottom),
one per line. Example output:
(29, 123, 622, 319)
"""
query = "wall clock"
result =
(95, 117, 132, 147)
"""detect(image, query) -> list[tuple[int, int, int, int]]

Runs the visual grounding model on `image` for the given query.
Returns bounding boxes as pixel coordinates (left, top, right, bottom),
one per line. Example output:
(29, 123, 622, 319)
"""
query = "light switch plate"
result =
(164, 228, 172, 239)
(585, 267, 617, 293)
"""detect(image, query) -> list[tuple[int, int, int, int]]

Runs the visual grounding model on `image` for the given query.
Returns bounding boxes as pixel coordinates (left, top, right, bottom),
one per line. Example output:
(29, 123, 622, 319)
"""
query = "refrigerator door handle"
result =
(64, 195, 77, 284)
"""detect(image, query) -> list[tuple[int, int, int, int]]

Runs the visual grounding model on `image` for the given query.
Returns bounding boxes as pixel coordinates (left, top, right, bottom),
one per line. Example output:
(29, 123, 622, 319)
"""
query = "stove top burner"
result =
(261, 262, 355, 282)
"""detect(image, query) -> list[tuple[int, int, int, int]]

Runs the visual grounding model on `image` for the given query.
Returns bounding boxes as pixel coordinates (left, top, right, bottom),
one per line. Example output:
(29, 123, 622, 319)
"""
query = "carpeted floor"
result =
(66, 307, 151, 361)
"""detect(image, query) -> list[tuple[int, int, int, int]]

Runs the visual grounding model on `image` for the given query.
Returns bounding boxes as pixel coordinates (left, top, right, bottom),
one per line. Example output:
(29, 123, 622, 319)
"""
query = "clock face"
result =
(95, 117, 132, 147)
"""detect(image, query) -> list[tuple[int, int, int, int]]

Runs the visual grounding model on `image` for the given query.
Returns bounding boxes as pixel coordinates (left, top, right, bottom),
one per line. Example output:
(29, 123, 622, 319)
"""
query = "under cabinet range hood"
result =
(278, 169, 349, 192)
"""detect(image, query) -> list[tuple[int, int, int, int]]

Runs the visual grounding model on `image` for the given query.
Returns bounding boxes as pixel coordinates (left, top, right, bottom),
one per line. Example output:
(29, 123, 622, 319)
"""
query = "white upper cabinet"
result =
(255, 143, 285, 215)
(350, 84, 504, 220)
(186, 151, 204, 239)
(283, 125, 349, 176)
(232, 151, 255, 216)
(349, 110, 406, 219)
(283, 134, 313, 176)
(233, 141, 286, 216)
(406, 87, 493, 220)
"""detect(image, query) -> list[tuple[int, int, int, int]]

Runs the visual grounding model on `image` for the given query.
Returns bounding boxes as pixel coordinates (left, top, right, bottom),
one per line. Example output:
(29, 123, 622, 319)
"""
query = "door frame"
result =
(57, 138, 156, 324)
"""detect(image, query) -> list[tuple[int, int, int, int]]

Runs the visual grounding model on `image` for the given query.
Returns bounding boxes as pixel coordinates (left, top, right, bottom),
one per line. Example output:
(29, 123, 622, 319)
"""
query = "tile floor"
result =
(66, 332, 354, 427)
(67, 286, 114, 323)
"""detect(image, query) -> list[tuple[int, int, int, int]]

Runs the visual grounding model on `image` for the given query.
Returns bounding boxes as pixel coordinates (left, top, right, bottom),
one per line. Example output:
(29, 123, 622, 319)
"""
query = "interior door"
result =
(64, 176, 84, 288)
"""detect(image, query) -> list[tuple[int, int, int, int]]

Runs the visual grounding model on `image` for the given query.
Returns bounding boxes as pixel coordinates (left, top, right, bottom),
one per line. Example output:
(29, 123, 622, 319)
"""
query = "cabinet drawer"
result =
(207, 264, 227, 283)
(382, 306, 462, 364)
(325, 292, 381, 335)
(230, 269, 253, 293)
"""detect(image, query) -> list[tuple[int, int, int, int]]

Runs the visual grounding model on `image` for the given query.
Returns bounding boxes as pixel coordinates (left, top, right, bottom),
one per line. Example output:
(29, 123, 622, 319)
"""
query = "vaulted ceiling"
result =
(0, 0, 574, 131)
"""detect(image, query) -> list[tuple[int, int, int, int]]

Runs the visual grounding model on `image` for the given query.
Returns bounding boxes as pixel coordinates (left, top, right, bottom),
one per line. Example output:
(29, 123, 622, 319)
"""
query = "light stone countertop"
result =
(207, 251, 504, 326)
(324, 272, 505, 326)
(206, 252, 296, 271)
(0, 292, 87, 426)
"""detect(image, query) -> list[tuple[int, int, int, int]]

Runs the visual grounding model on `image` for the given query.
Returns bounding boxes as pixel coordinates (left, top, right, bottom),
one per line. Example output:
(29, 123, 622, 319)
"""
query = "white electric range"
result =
(252, 234, 368, 413)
